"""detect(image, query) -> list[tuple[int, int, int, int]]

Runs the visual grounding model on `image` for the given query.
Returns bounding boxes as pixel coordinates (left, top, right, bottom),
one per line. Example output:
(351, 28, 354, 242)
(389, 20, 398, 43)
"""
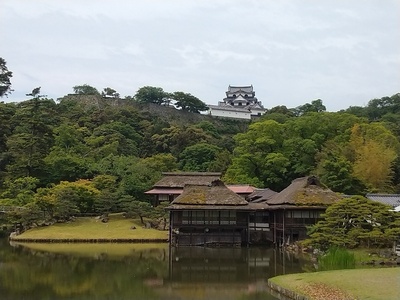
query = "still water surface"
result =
(0, 239, 315, 300)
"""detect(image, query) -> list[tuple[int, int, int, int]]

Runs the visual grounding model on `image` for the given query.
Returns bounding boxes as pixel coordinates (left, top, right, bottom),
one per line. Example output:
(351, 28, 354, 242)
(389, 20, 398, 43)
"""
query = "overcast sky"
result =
(1, 0, 399, 111)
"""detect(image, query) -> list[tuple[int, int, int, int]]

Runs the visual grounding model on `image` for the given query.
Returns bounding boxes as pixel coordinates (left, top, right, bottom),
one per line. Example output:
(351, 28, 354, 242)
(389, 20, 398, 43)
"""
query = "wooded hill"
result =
(0, 92, 399, 227)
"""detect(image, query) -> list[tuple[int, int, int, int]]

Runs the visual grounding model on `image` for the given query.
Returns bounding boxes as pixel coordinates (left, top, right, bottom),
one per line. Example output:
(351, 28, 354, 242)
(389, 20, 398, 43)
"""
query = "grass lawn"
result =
(269, 267, 400, 300)
(12, 213, 168, 241)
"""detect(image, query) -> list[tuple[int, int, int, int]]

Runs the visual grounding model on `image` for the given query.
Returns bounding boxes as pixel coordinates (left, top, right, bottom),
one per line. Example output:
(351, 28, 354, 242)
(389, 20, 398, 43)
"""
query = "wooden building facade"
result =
(266, 176, 341, 245)
(145, 172, 256, 206)
(145, 172, 221, 207)
(150, 172, 340, 247)
(167, 180, 260, 247)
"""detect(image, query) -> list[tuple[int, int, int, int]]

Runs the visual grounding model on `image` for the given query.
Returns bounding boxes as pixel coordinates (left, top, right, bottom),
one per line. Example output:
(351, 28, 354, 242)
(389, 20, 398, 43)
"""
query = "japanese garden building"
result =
(145, 172, 256, 206)
(146, 172, 341, 246)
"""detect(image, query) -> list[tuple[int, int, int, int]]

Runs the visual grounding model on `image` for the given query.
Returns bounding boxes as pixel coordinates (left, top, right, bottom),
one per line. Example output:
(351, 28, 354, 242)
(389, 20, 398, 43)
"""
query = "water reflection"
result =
(0, 239, 314, 300)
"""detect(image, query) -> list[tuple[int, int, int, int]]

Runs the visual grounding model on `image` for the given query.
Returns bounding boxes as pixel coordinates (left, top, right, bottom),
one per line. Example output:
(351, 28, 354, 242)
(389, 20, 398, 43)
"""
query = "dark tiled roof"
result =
(169, 180, 248, 207)
(145, 188, 183, 195)
(153, 172, 221, 188)
(247, 188, 278, 203)
(267, 176, 340, 206)
(228, 85, 254, 93)
(366, 194, 400, 208)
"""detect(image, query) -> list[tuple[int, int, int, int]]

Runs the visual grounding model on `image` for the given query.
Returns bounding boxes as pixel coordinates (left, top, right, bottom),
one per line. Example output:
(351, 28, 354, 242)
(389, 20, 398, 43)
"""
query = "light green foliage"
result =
(226, 111, 399, 193)
(85, 122, 141, 158)
(266, 105, 295, 116)
(49, 180, 100, 215)
(1, 90, 400, 229)
(92, 154, 173, 200)
(195, 121, 220, 138)
(207, 149, 232, 173)
(117, 159, 163, 199)
(52, 124, 88, 153)
(348, 123, 399, 192)
(318, 246, 356, 270)
(306, 196, 400, 249)
(151, 125, 212, 156)
(0, 177, 39, 206)
(44, 124, 91, 182)
(224, 119, 290, 189)
(316, 146, 366, 194)
(179, 143, 221, 172)
(141, 153, 178, 172)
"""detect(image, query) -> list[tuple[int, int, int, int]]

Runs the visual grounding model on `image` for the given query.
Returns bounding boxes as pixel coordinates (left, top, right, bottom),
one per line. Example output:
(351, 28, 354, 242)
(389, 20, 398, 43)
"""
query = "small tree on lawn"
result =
(122, 196, 153, 225)
(305, 196, 400, 250)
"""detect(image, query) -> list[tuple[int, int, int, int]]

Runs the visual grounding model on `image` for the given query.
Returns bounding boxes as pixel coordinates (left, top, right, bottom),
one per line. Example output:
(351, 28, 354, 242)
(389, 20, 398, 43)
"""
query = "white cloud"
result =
(1, 0, 399, 111)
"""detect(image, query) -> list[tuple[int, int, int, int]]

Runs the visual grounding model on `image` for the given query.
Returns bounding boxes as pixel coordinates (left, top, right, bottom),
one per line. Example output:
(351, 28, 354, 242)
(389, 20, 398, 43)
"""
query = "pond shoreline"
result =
(9, 237, 168, 243)
(267, 280, 308, 300)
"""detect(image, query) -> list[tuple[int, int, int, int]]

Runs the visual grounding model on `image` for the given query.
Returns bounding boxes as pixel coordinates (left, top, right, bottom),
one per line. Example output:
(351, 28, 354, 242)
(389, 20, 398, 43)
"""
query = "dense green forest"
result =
(1, 60, 400, 228)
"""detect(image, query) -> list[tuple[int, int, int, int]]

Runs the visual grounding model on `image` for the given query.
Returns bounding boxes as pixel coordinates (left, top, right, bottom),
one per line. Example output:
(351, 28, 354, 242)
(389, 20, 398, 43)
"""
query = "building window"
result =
(286, 211, 321, 219)
(250, 211, 269, 223)
(182, 211, 190, 224)
(181, 210, 237, 225)
(206, 211, 219, 224)
(158, 194, 169, 201)
(193, 211, 205, 224)
(220, 211, 236, 225)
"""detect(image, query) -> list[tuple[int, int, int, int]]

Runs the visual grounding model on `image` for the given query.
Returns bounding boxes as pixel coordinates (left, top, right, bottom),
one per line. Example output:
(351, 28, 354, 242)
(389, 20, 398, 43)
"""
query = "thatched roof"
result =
(166, 203, 265, 211)
(153, 172, 221, 188)
(169, 180, 248, 207)
(267, 176, 340, 206)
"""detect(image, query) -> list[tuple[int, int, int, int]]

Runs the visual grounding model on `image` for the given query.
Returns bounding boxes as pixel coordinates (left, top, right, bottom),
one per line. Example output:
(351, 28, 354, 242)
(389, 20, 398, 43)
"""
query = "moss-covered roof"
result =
(267, 176, 340, 206)
(153, 172, 221, 188)
(170, 180, 248, 206)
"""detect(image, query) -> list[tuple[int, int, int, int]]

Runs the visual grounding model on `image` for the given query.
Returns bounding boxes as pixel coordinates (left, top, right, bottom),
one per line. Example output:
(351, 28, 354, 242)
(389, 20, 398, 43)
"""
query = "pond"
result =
(0, 238, 316, 300)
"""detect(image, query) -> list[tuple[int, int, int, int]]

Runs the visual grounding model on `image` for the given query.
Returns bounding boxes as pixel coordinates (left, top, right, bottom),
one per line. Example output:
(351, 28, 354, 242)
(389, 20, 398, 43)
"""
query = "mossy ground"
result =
(12, 213, 168, 241)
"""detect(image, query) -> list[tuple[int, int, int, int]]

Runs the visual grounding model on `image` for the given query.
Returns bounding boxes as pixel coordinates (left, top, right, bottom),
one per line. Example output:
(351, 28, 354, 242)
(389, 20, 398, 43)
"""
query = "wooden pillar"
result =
(282, 209, 285, 247)
(247, 212, 250, 247)
(273, 212, 276, 245)
(169, 210, 173, 246)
